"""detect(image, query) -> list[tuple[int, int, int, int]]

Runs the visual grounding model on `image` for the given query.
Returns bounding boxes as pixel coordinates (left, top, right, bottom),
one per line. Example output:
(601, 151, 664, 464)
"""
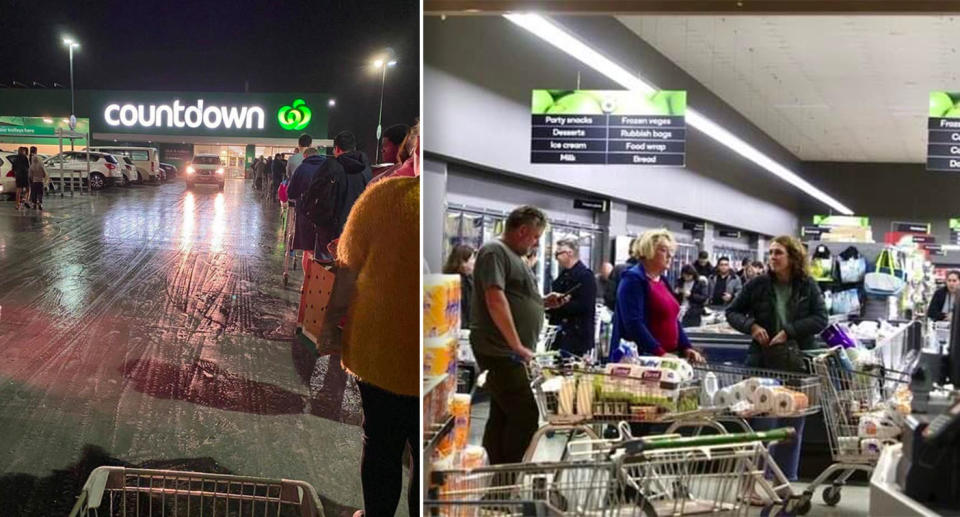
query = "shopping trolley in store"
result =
(281, 202, 298, 287)
(426, 428, 801, 516)
(802, 347, 911, 509)
(69, 466, 324, 517)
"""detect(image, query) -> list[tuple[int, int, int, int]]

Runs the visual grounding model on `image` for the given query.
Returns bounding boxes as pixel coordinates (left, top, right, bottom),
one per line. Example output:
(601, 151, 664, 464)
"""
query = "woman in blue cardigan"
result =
(610, 229, 704, 364)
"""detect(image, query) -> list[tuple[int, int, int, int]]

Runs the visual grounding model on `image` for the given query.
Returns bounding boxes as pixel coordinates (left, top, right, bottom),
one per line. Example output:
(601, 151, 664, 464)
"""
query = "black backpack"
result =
(300, 162, 341, 231)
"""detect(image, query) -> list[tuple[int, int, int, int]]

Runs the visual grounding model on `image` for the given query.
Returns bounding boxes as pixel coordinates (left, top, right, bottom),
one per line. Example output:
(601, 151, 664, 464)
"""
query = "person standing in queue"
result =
(470, 205, 570, 464)
(604, 238, 640, 312)
(285, 147, 327, 277)
(676, 264, 709, 328)
(12, 147, 30, 210)
(726, 235, 828, 488)
(271, 154, 285, 201)
(548, 238, 597, 357)
(708, 256, 743, 310)
(609, 229, 705, 363)
(286, 134, 311, 181)
(694, 250, 714, 278)
(927, 270, 960, 321)
(333, 176, 419, 517)
(442, 244, 476, 329)
(28, 155, 47, 211)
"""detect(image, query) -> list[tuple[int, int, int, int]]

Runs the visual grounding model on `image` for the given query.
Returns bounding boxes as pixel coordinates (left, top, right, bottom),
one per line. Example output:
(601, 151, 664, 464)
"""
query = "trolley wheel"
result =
(283, 273, 288, 287)
(760, 505, 775, 517)
(822, 485, 842, 506)
(795, 496, 812, 515)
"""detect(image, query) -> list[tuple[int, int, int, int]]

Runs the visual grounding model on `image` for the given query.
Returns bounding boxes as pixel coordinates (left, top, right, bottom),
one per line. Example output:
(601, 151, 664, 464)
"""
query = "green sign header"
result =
(813, 215, 870, 227)
(532, 89, 686, 116)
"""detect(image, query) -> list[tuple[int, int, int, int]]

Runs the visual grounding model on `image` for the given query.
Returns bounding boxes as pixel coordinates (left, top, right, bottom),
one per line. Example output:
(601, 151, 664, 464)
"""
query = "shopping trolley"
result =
(802, 347, 911, 509)
(282, 201, 298, 287)
(426, 428, 800, 516)
(69, 466, 324, 517)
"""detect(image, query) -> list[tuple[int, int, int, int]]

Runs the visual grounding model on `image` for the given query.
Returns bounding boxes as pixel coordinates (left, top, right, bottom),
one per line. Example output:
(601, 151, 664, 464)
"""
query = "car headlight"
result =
(215, 168, 224, 175)
(186, 166, 195, 174)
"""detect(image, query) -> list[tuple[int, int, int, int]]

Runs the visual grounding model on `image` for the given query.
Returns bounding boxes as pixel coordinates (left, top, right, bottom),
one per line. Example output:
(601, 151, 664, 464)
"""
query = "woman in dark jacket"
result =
(927, 270, 960, 322)
(271, 154, 285, 200)
(675, 264, 709, 328)
(442, 245, 476, 329)
(726, 235, 828, 487)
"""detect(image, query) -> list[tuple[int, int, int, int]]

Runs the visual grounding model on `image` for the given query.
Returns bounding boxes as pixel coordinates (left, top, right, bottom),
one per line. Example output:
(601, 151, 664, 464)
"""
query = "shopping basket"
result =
(69, 467, 324, 517)
(427, 428, 800, 516)
(801, 347, 911, 509)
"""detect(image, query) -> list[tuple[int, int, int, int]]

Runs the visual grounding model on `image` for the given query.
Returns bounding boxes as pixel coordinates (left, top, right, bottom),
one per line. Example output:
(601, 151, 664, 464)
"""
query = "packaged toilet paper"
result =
(450, 394, 472, 452)
(752, 385, 778, 414)
(424, 337, 457, 377)
(771, 388, 809, 416)
(423, 274, 461, 338)
(743, 377, 782, 404)
(715, 387, 735, 408)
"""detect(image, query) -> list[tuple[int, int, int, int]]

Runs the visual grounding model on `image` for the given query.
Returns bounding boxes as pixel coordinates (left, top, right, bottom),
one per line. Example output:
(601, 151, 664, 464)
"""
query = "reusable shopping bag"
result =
(864, 249, 905, 297)
(837, 246, 867, 283)
(831, 288, 861, 315)
(811, 245, 835, 283)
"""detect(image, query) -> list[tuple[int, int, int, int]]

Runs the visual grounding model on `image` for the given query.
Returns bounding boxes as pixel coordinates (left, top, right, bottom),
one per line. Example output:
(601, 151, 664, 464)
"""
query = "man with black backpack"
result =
(299, 131, 373, 262)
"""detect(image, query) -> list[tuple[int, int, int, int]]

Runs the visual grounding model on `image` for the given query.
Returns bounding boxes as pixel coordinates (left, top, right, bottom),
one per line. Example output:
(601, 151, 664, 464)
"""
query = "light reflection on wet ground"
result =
(0, 180, 374, 516)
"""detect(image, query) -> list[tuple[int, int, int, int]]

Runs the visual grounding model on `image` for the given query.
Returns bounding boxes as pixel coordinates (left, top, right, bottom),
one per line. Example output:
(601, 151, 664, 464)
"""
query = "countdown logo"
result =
(104, 100, 266, 130)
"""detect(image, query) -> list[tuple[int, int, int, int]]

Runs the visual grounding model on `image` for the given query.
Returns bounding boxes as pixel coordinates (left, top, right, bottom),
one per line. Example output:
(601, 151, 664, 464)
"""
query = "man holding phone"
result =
(470, 205, 569, 464)
(548, 238, 597, 358)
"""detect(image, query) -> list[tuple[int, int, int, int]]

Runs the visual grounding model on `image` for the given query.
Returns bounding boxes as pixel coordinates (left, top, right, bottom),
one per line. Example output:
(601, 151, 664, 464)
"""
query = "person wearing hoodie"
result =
(28, 155, 47, 210)
(286, 147, 327, 275)
(308, 131, 373, 261)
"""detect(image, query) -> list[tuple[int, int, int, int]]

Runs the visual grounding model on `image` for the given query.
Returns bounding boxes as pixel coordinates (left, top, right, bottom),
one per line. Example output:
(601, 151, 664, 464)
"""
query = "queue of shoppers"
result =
(283, 121, 420, 517)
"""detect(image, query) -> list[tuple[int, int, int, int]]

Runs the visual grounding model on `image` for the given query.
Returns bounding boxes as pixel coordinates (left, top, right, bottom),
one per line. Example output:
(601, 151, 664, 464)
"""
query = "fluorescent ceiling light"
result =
(504, 13, 853, 215)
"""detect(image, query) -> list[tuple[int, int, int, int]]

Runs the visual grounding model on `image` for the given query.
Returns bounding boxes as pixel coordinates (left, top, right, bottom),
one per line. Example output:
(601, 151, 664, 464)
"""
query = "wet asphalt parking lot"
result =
(0, 178, 389, 516)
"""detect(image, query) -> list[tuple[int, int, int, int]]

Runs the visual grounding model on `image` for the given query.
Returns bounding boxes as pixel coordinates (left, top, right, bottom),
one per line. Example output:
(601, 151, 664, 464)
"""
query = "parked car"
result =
(159, 162, 178, 179)
(88, 146, 160, 184)
(0, 152, 17, 198)
(184, 154, 225, 190)
(43, 151, 120, 190)
(118, 156, 138, 186)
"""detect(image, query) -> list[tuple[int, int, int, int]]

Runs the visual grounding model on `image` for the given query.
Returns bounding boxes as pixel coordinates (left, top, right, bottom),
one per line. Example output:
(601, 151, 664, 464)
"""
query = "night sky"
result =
(0, 0, 420, 158)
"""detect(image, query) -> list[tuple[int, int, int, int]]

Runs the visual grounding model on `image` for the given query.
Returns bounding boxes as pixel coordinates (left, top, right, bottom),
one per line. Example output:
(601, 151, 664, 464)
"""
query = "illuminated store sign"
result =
(104, 100, 266, 130)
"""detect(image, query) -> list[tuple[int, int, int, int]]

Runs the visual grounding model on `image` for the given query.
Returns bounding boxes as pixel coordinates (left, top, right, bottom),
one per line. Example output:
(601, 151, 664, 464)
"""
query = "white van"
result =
(88, 146, 160, 183)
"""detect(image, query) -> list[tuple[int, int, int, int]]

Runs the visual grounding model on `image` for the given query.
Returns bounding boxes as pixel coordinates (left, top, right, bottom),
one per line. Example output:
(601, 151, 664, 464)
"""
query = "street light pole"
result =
(376, 64, 386, 163)
(68, 44, 75, 119)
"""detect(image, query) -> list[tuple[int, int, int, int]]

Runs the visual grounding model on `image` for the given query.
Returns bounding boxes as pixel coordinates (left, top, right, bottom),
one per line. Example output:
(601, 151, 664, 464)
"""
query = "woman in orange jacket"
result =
(336, 176, 419, 517)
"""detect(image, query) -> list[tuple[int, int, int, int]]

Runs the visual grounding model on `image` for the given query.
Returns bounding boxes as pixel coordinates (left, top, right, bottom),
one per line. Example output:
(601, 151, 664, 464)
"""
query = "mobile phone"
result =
(562, 283, 581, 296)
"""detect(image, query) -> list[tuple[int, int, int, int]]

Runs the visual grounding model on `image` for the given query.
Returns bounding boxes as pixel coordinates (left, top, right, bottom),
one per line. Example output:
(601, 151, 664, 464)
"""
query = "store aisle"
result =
(0, 180, 376, 516)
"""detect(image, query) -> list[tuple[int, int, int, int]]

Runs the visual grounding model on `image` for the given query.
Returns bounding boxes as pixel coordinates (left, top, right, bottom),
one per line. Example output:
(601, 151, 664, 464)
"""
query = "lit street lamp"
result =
(372, 54, 397, 163)
(63, 37, 80, 129)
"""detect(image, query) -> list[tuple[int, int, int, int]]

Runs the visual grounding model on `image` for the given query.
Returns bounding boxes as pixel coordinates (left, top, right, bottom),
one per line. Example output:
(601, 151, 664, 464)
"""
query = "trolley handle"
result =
(610, 427, 797, 457)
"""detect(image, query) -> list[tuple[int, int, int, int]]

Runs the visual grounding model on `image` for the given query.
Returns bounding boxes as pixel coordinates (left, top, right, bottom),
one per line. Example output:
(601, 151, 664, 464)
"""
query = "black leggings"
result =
(357, 380, 418, 517)
(29, 182, 43, 205)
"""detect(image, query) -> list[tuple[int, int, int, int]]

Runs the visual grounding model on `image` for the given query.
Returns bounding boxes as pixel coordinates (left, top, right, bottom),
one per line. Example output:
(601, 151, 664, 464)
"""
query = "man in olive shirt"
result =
(471, 205, 568, 464)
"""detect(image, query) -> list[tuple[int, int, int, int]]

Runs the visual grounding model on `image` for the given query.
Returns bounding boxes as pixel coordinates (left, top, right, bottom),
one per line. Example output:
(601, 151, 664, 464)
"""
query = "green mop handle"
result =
(613, 427, 796, 456)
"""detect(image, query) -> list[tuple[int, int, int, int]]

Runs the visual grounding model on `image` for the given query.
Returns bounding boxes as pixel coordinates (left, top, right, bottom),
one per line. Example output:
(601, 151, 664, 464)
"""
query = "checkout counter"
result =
(868, 310, 960, 516)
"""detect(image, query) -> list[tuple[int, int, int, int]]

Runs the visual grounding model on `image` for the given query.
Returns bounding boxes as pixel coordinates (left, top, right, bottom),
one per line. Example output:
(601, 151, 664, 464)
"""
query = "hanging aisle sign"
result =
(530, 89, 686, 166)
(927, 92, 960, 172)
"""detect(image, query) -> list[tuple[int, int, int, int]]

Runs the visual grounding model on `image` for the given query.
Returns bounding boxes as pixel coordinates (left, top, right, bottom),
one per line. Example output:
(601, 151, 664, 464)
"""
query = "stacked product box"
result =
(423, 274, 478, 470)
(423, 275, 462, 447)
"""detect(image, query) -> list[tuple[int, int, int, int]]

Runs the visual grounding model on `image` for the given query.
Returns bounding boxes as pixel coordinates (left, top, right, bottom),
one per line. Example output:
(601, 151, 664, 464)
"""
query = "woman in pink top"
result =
(610, 229, 705, 363)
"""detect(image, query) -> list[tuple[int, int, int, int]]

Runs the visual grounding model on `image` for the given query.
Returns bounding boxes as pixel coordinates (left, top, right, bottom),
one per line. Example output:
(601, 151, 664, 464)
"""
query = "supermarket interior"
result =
(423, 6, 960, 517)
